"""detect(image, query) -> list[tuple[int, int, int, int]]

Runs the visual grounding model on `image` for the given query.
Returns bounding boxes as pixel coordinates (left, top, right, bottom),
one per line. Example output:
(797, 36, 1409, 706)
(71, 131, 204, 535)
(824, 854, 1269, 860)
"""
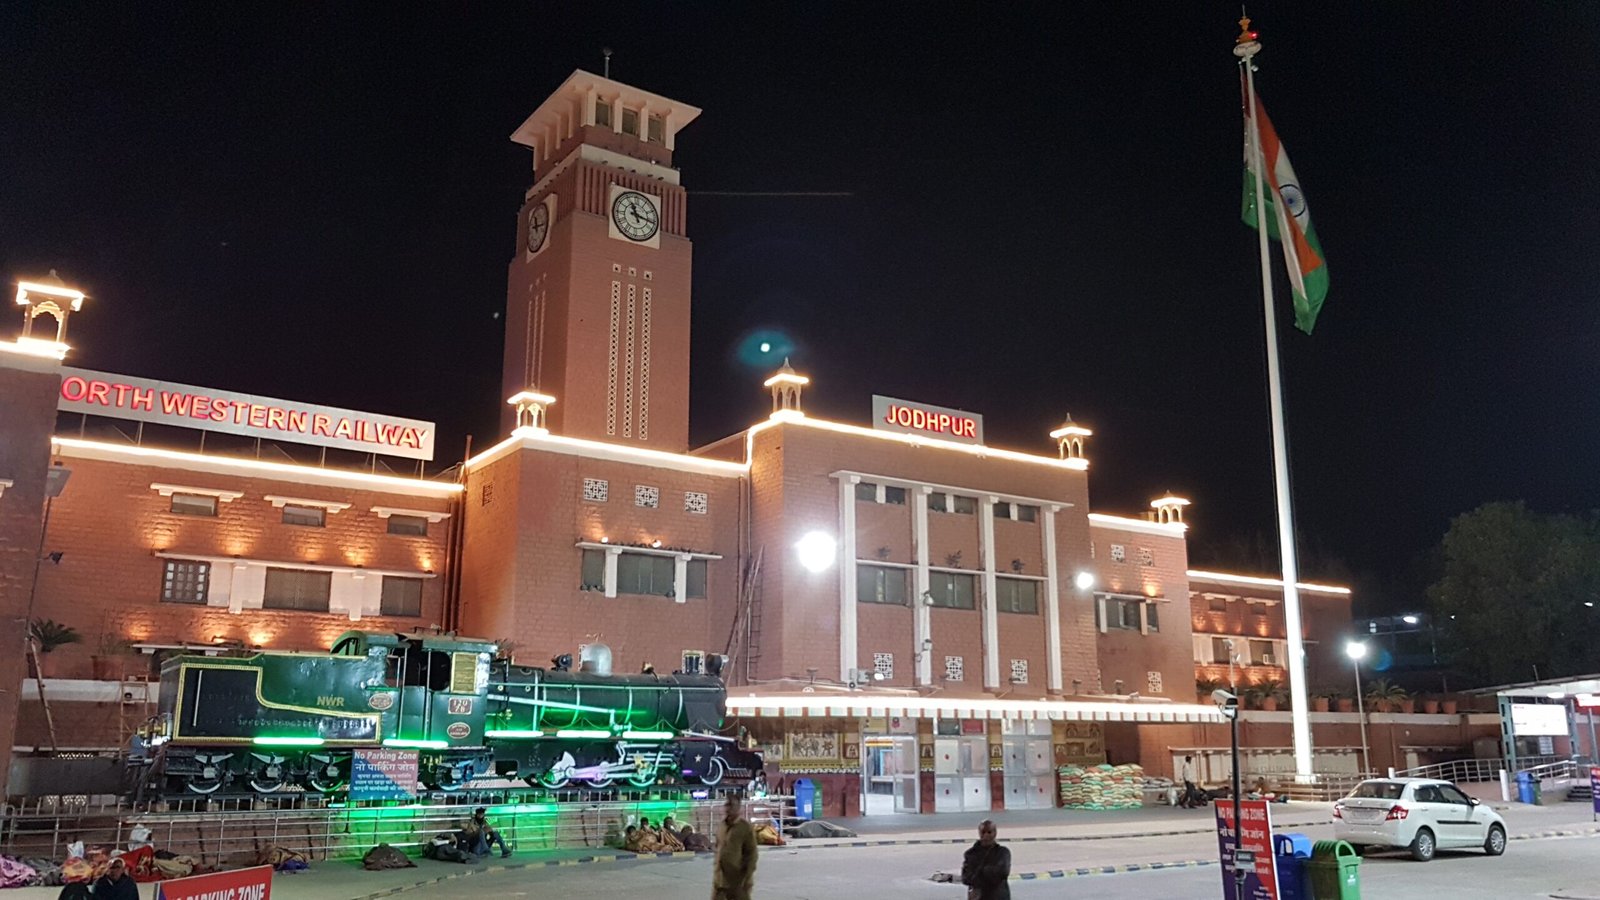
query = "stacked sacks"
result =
(1057, 763, 1146, 810)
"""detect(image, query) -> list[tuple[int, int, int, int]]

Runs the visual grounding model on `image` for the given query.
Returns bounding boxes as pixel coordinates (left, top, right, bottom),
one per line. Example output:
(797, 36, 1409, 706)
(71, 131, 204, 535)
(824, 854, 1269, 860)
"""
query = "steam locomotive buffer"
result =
(135, 630, 762, 796)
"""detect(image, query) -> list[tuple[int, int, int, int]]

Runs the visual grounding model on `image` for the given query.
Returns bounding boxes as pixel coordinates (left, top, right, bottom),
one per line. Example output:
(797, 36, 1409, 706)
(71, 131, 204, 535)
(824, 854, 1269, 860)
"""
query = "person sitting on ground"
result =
(90, 859, 139, 900)
(461, 807, 511, 858)
(624, 823, 667, 853)
(678, 824, 713, 853)
(657, 816, 686, 851)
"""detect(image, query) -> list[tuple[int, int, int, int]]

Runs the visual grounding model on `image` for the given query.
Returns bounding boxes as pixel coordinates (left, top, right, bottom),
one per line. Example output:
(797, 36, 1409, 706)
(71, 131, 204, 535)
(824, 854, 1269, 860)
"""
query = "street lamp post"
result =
(1346, 641, 1371, 775)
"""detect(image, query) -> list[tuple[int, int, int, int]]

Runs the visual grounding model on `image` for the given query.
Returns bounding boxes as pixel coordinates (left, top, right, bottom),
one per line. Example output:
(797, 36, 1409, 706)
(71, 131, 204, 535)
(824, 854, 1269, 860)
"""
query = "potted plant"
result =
(1422, 697, 1440, 714)
(1328, 689, 1355, 713)
(1196, 676, 1225, 704)
(1253, 679, 1286, 711)
(1364, 679, 1408, 713)
(29, 619, 82, 678)
(1441, 697, 1459, 715)
(1310, 689, 1331, 713)
(1398, 695, 1416, 714)
(92, 630, 131, 681)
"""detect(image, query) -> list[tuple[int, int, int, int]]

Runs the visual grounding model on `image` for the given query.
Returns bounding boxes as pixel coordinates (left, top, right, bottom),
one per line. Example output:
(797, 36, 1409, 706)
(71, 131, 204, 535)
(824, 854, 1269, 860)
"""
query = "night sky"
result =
(4, 4, 1597, 613)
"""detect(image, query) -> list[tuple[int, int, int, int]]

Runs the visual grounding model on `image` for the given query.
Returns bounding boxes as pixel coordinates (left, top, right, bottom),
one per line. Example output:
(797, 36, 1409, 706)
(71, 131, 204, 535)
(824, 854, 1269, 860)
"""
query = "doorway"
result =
(861, 735, 918, 815)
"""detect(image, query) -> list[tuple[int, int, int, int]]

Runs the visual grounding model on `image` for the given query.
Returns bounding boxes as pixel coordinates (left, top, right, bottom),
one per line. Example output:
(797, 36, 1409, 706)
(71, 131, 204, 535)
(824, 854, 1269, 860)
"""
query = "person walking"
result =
(1180, 755, 1201, 808)
(960, 820, 1010, 900)
(713, 794, 758, 900)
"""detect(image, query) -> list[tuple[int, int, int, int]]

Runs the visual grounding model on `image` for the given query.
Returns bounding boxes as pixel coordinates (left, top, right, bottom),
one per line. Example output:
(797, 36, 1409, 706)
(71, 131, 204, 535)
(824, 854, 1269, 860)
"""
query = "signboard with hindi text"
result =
(58, 367, 436, 460)
(154, 864, 272, 900)
(351, 748, 419, 800)
(1215, 799, 1280, 900)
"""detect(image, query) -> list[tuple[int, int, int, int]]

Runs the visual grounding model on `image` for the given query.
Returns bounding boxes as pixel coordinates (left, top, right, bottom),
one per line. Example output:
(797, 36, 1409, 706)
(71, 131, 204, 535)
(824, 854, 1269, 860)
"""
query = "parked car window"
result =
(1412, 785, 1441, 803)
(1349, 781, 1404, 800)
(1438, 784, 1473, 805)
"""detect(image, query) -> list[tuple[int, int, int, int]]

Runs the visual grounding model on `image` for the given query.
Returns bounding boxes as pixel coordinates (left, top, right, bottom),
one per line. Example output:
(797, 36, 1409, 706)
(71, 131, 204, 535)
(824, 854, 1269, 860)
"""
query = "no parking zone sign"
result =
(351, 748, 420, 800)
(154, 865, 272, 900)
(1590, 767, 1600, 818)
(1215, 799, 1280, 900)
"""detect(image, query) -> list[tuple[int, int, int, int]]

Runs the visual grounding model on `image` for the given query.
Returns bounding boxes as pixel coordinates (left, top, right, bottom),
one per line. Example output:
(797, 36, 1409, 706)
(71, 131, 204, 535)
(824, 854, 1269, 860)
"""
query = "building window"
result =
(686, 558, 708, 599)
(582, 478, 609, 503)
(944, 655, 964, 682)
(928, 571, 977, 609)
(995, 576, 1040, 614)
(380, 576, 424, 617)
(161, 560, 210, 604)
(634, 485, 660, 508)
(1147, 601, 1161, 632)
(684, 491, 708, 515)
(929, 492, 976, 514)
(1109, 543, 1126, 563)
(580, 549, 606, 591)
(387, 514, 428, 537)
(1103, 597, 1147, 631)
(857, 564, 909, 606)
(617, 552, 674, 597)
(262, 568, 332, 612)
(1212, 637, 1235, 664)
(1137, 547, 1155, 567)
(647, 114, 665, 143)
(621, 107, 639, 135)
(480, 483, 493, 506)
(595, 98, 612, 127)
(281, 504, 326, 527)
(1208, 595, 1228, 613)
(994, 502, 1039, 522)
(1250, 639, 1276, 666)
(854, 482, 907, 505)
(681, 650, 704, 674)
(170, 493, 217, 517)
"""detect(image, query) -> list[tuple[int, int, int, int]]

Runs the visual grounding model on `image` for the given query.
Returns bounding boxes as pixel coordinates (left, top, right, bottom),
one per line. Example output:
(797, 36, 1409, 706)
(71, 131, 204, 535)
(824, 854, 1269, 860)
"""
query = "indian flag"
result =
(1242, 94, 1329, 334)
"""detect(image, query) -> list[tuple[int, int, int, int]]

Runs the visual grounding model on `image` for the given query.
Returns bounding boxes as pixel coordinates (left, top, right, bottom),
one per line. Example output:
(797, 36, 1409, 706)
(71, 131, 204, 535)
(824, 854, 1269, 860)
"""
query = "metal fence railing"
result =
(1, 793, 794, 866)
(1257, 771, 1377, 802)
(1393, 758, 1504, 783)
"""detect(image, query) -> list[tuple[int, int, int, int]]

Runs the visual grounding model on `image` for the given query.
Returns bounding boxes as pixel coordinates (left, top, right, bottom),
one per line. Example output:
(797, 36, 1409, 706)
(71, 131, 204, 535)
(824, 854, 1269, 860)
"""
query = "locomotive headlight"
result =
(795, 531, 837, 573)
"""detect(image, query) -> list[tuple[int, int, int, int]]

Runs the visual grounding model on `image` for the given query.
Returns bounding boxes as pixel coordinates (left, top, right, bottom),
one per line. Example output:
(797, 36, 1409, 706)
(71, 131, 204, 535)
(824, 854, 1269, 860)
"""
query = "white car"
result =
(1333, 777, 1507, 861)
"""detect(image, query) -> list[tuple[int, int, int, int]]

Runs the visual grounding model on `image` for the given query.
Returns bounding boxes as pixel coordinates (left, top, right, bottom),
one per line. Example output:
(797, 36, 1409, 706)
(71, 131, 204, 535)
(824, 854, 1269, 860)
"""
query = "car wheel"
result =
(1410, 827, 1436, 862)
(1484, 824, 1506, 856)
(1348, 844, 1369, 856)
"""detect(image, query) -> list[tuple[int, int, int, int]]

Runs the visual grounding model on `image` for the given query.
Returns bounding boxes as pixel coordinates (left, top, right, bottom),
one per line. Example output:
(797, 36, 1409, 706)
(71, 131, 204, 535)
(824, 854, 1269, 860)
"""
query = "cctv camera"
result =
(1212, 688, 1239, 719)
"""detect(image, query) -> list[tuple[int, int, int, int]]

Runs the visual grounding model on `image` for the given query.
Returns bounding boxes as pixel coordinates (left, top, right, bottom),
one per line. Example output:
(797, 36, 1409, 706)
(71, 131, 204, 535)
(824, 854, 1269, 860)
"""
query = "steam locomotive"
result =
(137, 630, 762, 795)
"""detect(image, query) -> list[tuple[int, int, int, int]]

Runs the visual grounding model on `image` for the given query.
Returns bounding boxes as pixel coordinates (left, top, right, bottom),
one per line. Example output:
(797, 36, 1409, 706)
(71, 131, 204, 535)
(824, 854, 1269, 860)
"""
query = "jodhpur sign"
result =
(58, 367, 436, 460)
(871, 395, 983, 445)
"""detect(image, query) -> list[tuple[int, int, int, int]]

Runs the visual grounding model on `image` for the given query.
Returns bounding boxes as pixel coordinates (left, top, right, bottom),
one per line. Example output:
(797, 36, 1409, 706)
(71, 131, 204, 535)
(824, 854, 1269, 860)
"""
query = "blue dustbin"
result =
(1274, 832, 1313, 900)
(794, 778, 817, 820)
(1516, 771, 1536, 805)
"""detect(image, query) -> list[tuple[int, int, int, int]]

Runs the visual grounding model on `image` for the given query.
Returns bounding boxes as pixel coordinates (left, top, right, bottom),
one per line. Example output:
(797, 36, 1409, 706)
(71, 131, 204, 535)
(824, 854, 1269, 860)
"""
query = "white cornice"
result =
(1086, 513, 1188, 537)
(53, 438, 461, 498)
(464, 428, 748, 478)
(150, 483, 244, 502)
(1186, 569, 1351, 595)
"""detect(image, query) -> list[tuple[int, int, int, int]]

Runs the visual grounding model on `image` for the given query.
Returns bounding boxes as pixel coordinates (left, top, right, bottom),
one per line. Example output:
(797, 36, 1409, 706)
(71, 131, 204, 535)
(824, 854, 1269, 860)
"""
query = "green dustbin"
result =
(1306, 839, 1361, 899)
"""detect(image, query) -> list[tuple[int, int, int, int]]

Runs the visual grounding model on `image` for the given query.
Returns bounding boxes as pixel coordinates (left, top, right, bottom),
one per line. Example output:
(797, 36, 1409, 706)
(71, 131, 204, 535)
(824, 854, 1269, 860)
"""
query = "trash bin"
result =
(794, 778, 817, 820)
(1306, 840, 1361, 900)
(1273, 832, 1314, 900)
(1516, 771, 1541, 805)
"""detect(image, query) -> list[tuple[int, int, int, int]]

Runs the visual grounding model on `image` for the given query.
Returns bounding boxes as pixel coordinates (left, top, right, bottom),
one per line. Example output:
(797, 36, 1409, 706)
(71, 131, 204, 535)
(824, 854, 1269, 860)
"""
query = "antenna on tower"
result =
(602, 47, 613, 78)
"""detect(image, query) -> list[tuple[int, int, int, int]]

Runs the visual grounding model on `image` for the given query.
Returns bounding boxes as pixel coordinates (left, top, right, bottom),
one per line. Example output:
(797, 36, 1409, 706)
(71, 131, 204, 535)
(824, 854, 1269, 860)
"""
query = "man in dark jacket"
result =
(90, 859, 139, 900)
(961, 820, 1010, 900)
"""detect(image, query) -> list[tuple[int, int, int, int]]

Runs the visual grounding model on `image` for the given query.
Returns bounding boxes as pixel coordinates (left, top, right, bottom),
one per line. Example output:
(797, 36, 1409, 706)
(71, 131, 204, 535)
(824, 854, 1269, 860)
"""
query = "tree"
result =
(1426, 502, 1600, 688)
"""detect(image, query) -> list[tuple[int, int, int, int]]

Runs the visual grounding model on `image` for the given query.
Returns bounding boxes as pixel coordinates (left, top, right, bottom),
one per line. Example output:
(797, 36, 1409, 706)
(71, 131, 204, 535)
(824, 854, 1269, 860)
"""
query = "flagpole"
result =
(1235, 20, 1316, 781)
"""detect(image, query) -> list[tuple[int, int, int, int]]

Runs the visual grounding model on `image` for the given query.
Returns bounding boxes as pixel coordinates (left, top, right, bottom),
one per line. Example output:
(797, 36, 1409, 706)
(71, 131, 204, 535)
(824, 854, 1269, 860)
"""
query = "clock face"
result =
(610, 190, 660, 242)
(526, 203, 550, 254)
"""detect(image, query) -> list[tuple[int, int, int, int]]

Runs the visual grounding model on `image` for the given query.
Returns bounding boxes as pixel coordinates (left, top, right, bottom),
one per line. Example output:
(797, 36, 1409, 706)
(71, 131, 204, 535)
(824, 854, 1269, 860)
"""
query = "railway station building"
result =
(3, 69, 1485, 815)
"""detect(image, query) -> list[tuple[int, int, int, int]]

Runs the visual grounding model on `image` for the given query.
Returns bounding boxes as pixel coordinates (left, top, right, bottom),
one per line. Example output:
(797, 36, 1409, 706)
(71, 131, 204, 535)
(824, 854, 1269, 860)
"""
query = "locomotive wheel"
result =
(423, 765, 472, 792)
(305, 756, 349, 793)
(627, 767, 657, 788)
(586, 774, 615, 788)
(532, 771, 570, 789)
(186, 766, 226, 795)
(697, 756, 727, 787)
(249, 762, 287, 794)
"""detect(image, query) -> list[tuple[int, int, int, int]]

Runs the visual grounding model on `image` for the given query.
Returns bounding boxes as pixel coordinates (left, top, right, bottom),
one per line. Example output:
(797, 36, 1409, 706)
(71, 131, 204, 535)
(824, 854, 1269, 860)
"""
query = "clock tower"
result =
(502, 71, 702, 449)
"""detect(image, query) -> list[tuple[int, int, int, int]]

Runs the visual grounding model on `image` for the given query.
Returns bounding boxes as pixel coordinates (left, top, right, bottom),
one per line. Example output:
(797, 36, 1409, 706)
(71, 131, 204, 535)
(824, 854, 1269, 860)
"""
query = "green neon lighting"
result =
(252, 736, 325, 747)
(555, 729, 610, 739)
(621, 730, 674, 740)
(484, 729, 545, 739)
(383, 738, 449, 750)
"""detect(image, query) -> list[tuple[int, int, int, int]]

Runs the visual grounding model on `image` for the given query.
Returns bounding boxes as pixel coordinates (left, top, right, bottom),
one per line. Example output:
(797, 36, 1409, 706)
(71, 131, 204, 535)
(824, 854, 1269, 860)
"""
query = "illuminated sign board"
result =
(1510, 702, 1569, 737)
(871, 395, 983, 445)
(57, 367, 436, 461)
